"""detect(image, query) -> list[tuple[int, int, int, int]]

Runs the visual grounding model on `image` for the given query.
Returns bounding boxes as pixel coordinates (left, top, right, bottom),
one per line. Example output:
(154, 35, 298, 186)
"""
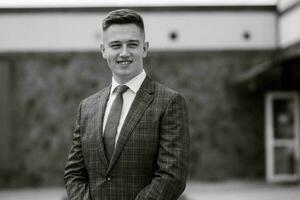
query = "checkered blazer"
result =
(64, 76, 189, 200)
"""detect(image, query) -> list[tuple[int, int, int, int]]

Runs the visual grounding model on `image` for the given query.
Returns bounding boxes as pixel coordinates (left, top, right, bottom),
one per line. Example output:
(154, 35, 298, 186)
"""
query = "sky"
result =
(0, 0, 278, 8)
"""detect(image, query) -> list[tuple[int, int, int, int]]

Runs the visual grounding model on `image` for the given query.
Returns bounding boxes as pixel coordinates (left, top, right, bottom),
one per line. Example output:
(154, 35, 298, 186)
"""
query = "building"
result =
(234, 0, 300, 183)
(0, 0, 298, 187)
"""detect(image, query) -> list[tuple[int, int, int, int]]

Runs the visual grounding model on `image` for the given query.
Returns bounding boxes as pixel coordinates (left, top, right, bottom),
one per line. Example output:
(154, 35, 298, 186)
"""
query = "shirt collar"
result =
(111, 70, 146, 95)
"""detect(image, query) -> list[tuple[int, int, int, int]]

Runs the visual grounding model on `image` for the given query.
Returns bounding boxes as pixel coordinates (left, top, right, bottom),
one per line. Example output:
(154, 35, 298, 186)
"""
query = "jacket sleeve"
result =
(135, 93, 190, 200)
(64, 102, 91, 200)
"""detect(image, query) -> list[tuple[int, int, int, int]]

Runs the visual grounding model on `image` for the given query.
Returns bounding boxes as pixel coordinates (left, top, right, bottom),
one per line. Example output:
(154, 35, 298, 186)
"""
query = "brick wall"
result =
(0, 50, 274, 187)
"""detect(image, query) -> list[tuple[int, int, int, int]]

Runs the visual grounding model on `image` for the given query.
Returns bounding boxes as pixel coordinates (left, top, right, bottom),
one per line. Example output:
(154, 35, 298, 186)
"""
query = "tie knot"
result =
(114, 85, 129, 95)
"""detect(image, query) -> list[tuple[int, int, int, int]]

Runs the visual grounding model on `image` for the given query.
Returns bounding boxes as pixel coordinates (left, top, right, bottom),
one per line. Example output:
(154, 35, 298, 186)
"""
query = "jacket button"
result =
(107, 177, 111, 181)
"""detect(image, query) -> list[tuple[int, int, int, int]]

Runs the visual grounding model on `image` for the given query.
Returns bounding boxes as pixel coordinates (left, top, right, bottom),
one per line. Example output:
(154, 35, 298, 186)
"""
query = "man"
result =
(64, 9, 189, 200)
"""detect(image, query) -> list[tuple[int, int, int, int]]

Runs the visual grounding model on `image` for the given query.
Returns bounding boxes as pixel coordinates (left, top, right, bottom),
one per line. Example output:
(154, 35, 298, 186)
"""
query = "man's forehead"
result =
(102, 24, 145, 42)
(103, 24, 143, 34)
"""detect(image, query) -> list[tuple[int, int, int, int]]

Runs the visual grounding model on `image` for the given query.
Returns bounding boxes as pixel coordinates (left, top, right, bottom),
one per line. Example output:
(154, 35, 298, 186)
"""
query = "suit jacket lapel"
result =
(95, 86, 111, 168)
(107, 77, 155, 173)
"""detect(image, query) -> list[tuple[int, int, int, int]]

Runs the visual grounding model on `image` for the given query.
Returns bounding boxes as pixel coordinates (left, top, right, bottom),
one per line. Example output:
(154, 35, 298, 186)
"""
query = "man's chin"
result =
(117, 63, 132, 68)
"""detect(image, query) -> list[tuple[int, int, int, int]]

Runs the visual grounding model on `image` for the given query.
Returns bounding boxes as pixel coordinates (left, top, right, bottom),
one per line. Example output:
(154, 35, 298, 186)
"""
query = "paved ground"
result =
(184, 181, 300, 200)
(0, 181, 299, 200)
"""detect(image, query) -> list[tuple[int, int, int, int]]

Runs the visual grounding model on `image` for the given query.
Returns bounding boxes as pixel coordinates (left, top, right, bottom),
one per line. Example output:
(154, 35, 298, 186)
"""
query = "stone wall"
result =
(0, 50, 274, 187)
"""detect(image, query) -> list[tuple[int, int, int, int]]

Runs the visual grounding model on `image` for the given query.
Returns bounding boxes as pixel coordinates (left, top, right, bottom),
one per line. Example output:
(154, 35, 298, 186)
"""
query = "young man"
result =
(64, 9, 189, 200)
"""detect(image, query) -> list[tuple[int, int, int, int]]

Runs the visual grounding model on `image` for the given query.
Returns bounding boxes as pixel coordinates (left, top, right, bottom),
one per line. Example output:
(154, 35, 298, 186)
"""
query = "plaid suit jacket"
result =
(64, 76, 189, 200)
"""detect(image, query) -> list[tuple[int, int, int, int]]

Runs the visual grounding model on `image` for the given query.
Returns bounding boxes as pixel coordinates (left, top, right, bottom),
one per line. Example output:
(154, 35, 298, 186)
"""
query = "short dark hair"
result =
(102, 9, 145, 32)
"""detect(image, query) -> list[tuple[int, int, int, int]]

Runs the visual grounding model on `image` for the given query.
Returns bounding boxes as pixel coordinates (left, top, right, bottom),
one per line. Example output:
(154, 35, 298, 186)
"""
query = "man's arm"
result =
(64, 103, 91, 200)
(135, 93, 190, 200)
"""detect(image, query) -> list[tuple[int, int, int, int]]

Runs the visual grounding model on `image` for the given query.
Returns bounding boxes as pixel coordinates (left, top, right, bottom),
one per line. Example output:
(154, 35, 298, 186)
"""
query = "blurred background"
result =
(0, 0, 300, 199)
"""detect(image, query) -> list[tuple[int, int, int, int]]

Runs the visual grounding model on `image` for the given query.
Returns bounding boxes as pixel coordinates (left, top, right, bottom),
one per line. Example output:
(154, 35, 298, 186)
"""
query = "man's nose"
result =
(120, 45, 130, 57)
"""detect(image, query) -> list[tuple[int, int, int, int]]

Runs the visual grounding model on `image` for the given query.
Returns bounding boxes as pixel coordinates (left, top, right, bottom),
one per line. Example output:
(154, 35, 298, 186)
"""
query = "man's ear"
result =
(143, 42, 149, 58)
(100, 43, 106, 59)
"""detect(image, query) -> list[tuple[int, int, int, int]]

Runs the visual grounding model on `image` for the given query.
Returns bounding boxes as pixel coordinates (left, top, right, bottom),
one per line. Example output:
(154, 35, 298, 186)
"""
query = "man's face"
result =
(101, 24, 149, 84)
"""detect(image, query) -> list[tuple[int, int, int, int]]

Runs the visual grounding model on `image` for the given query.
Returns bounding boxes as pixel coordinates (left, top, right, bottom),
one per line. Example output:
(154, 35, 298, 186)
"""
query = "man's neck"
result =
(113, 71, 144, 85)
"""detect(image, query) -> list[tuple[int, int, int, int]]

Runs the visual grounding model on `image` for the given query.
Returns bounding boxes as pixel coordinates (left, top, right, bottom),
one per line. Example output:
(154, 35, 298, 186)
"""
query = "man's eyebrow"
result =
(108, 39, 139, 43)
(108, 40, 140, 45)
(108, 41, 120, 45)
(128, 40, 139, 43)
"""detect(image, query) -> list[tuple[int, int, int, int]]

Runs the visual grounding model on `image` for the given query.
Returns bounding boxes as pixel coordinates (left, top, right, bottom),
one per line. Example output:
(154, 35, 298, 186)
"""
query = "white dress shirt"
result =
(102, 70, 146, 145)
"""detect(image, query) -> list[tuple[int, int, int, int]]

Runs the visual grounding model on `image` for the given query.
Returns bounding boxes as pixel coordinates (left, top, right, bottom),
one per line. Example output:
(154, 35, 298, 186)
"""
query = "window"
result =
(0, 62, 11, 170)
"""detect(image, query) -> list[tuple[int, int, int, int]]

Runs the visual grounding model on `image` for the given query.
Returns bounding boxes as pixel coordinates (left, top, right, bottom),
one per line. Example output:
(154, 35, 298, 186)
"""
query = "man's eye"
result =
(128, 43, 138, 48)
(110, 44, 121, 49)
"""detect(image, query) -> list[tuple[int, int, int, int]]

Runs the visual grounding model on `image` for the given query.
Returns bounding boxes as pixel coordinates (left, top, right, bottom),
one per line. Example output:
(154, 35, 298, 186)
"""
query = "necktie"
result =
(103, 85, 129, 162)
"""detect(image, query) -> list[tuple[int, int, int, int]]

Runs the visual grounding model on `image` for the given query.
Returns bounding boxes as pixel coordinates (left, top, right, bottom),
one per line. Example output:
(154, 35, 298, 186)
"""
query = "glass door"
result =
(265, 92, 300, 183)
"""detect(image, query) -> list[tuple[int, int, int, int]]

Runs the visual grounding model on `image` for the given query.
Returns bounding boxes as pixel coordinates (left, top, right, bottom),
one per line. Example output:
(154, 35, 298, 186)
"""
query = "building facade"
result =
(0, 0, 299, 187)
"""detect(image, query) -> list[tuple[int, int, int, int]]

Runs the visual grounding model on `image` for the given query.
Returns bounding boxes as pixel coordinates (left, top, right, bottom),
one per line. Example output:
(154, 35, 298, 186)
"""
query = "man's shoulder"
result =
(81, 86, 109, 106)
(152, 79, 181, 98)
(147, 79, 187, 108)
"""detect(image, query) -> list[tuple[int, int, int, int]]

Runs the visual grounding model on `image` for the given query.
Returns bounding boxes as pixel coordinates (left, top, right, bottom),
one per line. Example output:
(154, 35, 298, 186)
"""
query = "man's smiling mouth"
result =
(117, 60, 133, 65)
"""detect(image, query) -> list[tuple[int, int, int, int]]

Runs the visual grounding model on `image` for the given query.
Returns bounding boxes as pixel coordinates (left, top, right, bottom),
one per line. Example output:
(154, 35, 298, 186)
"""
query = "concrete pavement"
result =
(0, 181, 299, 200)
(184, 181, 300, 200)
